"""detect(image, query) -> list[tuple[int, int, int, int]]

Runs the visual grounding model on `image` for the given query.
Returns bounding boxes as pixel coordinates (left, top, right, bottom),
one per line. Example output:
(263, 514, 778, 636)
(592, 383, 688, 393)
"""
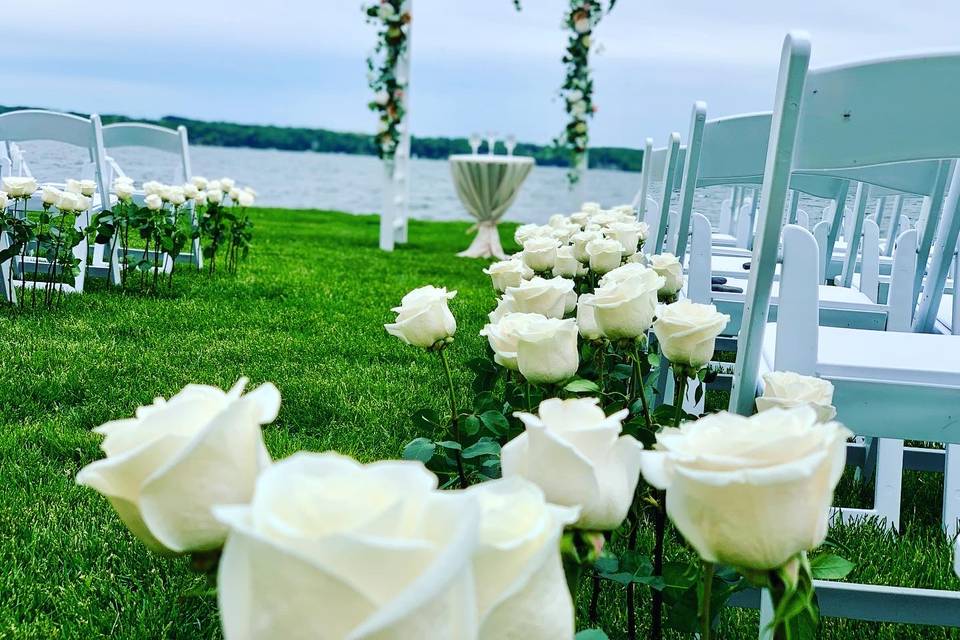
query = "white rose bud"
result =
(548, 213, 570, 228)
(569, 211, 590, 226)
(114, 181, 135, 202)
(605, 221, 648, 256)
(483, 259, 533, 293)
(214, 452, 481, 640)
(488, 296, 516, 324)
(649, 253, 684, 297)
(589, 211, 621, 228)
(581, 202, 601, 214)
(55, 191, 83, 212)
(467, 478, 580, 639)
(756, 371, 837, 423)
(553, 246, 583, 278)
(206, 189, 224, 205)
(586, 237, 623, 274)
(481, 312, 545, 371)
(514, 223, 544, 246)
(207, 180, 222, 192)
(142, 180, 165, 196)
(576, 293, 603, 340)
(522, 236, 560, 273)
(167, 186, 186, 206)
(75, 379, 279, 554)
(504, 398, 644, 530)
(2, 176, 38, 197)
(195, 191, 208, 205)
(144, 193, 164, 211)
(385, 285, 457, 348)
(41, 186, 61, 206)
(220, 177, 236, 190)
(503, 276, 575, 319)
(639, 407, 852, 570)
(652, 300, 730, 371)
(79, 179, 97, 197)
(238, 190, 255, 207)
(191, 176, 209, 190)
(183, 183, 199, 199)
(598, 262, 653, 288)
(514, 317, 579, 384)
(0, 190, 7, 210)
(65, 178, 83, 194)
(591, 267, 664, 339)
(571, 230, 602, 263)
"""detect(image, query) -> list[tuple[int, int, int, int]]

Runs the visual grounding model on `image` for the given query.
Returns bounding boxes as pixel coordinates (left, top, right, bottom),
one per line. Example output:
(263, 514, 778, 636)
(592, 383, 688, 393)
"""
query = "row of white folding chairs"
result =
(635, 34, 960, 633)
(0, 109, 201, 302)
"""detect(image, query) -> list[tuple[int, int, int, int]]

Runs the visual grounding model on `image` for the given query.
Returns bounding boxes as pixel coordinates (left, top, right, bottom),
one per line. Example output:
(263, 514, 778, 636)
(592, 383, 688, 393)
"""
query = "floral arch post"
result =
(365, 0, 412, 252)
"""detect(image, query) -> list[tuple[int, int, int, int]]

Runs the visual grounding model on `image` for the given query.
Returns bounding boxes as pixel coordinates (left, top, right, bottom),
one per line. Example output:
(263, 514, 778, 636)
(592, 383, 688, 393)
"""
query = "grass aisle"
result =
(0, 208, 957, 639)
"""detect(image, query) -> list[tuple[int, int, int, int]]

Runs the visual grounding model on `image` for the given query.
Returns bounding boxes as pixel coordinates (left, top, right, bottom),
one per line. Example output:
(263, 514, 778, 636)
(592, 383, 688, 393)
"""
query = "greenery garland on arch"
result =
(363, 0, 411, 160)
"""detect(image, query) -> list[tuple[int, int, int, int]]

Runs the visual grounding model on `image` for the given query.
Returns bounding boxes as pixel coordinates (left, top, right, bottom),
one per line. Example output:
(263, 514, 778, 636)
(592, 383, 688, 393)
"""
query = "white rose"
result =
(167, 186, 187, 206)
(483, 259, 533, 293)
(553, 246, 583, 278)
(514, 223, 544, 245)
(567, 89, 584, 103)
(79, 194, 93, 211)
(504, 398, 644, 530)
(649, 253, 684, 297)
(220, 177, 236, 190)
(79, 179, 97, 197)
(0, 190, 7, 210)
(114, 181, 135, 202)
(571, 230, 602, 263)
(238, 191, 255, 207)
(207, 189, 224, 205)
(570, 101, 588, 117)
(503, 276, 574, 319)
(191, 176, 209, 190)
(652, 300, 730, 371)
(467, 478, 579, 639)
(756, 371, 837, 423)
(243, 186, 258, 197)
(385, 285, 457, 348)
(606, 221, 648, 256)
(639, 407, 852, 570)
(214, 452, 481, 640)
(488, 296, 515, 324)
(591, 267, 663, 339)
(142, 180, 164, 196)
(548, 214, 569, 228)
(627, 252, 648, 265)
(581, 202, 601, 214)
(75, 379, 279, 554)
(41, 186, 61, 206)
(195, 191, 208, 205)
(378, 2, 397, 19)
(228, 188, 242, 203)
(574, 16, 591, 33)
(586, 237, 624, 275)
(569, 211, 590, 226)
(598, 262, 653, 288)
(2, 176, 37, 198)
(514, 317, 579, 384)
(55, 191, 84, 212)
(207, 180, 223, 192)
(65, 178, 82, 194)
(589, 211, 621, 228)
(550, 223, 581, 244)
(480, 312, 544, 371)
(144, 194, 164, 211)
(576, 293, 602, 340)
(183, 183, 199, 199)
(522, 236, 560, 273)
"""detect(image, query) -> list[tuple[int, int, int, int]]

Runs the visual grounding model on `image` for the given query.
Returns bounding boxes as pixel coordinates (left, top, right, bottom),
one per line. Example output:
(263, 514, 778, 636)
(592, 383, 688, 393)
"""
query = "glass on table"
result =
(505, 134, 517, 156)
(486, 131, 498, 155)
(469, 132, 481, 155)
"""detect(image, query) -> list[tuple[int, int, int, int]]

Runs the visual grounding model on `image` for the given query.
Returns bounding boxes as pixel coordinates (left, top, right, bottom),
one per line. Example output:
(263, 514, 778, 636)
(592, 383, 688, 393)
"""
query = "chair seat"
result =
(721, 279, 874, 305)
(762, 322, 960, 387)
(711, 254, 779, 279)
(711, 233, 737, 246)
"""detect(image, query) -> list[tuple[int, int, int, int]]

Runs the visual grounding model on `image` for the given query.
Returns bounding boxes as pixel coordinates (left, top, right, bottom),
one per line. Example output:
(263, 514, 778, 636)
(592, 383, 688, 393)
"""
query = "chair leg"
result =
(860, 436, 879, 482)
(942, 444, 960, 539)
(759, 590, 774, 640)
(873, 438, 904, 532)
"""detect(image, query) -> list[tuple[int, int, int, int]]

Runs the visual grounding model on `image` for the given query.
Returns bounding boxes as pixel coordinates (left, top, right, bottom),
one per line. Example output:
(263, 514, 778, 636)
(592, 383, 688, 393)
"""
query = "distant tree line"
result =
(0, 105, 642, 172)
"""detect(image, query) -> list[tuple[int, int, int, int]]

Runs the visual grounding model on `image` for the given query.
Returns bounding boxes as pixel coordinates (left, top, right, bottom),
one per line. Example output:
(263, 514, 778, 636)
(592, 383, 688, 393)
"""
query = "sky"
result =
(7, 0, 960, 149)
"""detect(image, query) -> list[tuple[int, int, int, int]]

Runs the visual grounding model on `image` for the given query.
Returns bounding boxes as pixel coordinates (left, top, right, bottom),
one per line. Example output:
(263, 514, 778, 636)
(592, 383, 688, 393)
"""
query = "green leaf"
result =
(463, 415, 482, 437)
(574, 631, 609, 640)
(809, 554, 854, 580)
(597, 550, 664, 588)
(472, 391, 501, 414)
(462, 439, 500, 459)
(479, 410, 509, 435)
(402, 438, 435, 463)
(563, 378, 600, 393)
(436, 440, 462, 451)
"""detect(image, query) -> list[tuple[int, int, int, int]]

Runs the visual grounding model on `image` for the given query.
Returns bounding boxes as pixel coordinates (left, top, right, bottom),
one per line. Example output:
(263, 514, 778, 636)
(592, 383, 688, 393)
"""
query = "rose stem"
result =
(700, 561, 715, 640)
(439, 348, 468, 489)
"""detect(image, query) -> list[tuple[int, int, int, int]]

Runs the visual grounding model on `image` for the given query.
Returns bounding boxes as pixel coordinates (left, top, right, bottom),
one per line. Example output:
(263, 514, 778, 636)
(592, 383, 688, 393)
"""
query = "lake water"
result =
(15, 142, 918, 228)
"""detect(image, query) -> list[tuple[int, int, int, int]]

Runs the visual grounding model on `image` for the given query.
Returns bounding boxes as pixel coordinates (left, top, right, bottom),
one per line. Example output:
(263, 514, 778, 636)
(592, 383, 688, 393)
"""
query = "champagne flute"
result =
(469, 132, 481, 155)
(505, 134, 517, 156)
(486, 131, 498, 156)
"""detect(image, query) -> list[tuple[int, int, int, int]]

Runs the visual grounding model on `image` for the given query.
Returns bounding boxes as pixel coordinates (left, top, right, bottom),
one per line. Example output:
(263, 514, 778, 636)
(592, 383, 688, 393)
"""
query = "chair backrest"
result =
(0, 110, 110, 216)
(102, 122, 192, 184)
(730, 32, 960, 416)
(648, 133, 682, 254)
(631, 137, 655, 213)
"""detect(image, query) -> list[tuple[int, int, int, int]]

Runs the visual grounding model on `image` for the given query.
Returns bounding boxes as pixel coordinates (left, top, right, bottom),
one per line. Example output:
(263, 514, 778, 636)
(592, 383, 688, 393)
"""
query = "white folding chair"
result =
(728, 31, 960, 634)
(102, 122, 202, 269)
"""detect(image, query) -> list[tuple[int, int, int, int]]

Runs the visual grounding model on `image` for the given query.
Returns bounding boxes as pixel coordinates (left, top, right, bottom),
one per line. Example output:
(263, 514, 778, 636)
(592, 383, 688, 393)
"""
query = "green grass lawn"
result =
(0, 208, 957, 639)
